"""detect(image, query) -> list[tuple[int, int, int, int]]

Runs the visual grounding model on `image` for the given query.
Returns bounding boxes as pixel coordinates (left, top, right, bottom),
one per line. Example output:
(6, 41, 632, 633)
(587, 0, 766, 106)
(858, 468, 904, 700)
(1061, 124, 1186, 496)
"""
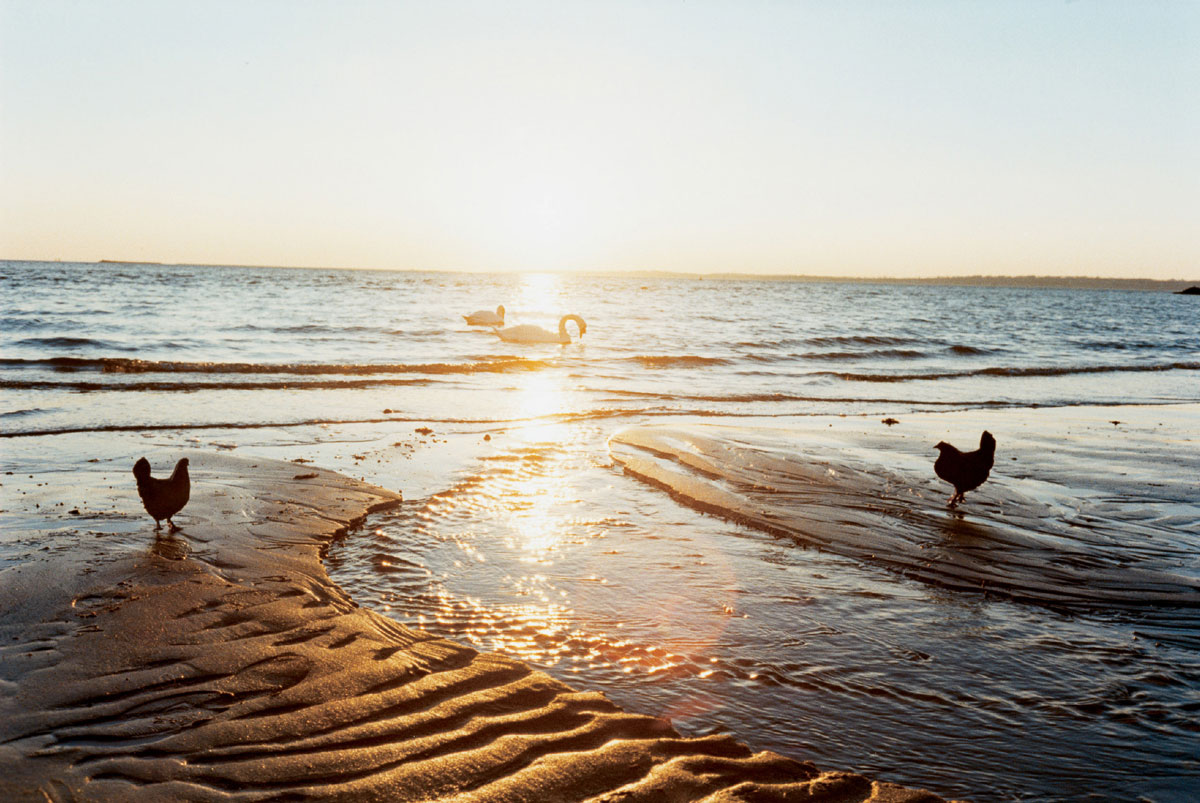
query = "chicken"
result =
(133, 457, 190, 531)
(933, 431, 995, 508)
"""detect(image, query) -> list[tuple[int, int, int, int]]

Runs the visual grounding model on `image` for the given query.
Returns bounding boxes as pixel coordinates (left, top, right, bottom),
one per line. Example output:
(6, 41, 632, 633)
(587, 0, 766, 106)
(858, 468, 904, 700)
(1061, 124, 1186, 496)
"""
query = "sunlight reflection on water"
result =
(326, 415, 1200, 802)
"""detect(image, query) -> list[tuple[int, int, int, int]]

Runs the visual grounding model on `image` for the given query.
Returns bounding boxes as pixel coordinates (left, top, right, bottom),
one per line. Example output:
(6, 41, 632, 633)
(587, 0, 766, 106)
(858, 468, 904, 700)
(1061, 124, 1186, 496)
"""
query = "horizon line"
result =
(4, 258, 1198, 289)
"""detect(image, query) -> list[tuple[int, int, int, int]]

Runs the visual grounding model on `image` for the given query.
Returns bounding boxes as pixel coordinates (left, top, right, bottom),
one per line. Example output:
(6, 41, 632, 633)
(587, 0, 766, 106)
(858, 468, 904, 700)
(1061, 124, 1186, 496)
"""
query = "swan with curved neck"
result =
(464, 305, 505, 327)
(496, 314, 587, 344)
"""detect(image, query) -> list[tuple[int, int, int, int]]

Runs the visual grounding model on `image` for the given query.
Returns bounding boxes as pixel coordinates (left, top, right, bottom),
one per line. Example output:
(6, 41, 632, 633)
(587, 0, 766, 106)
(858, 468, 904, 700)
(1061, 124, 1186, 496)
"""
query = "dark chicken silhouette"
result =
(133, 457, 190, 531)
(934, 431, 995, 508)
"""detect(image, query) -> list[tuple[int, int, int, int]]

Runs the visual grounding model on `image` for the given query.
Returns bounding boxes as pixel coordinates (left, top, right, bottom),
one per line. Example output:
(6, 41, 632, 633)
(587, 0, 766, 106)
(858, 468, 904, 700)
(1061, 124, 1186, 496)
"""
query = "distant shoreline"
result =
(4, 258, 1197, 292)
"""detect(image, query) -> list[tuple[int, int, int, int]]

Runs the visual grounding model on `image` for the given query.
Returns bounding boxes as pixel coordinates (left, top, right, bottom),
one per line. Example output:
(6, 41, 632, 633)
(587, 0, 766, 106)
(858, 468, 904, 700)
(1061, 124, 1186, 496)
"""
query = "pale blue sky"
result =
(2, 1, 1197, 277)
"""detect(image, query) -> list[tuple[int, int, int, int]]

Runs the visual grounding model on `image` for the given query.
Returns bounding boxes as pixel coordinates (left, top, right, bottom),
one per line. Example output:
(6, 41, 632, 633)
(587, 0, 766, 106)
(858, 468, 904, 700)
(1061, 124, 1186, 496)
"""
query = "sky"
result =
(1, 1, 1197, 278)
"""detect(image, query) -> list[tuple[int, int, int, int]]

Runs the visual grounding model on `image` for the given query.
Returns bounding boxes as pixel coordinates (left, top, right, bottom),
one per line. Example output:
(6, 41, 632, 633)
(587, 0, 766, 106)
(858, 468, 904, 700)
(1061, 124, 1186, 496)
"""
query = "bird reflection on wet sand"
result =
(151, 531, 190, 561)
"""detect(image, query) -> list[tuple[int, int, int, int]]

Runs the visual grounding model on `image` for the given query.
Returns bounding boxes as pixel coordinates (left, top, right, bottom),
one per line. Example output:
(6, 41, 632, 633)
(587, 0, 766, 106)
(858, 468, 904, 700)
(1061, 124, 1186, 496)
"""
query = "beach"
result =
(4, 1, 1198, 796)
(0, 451, 945, 802)
(2, 262, 1199, 800)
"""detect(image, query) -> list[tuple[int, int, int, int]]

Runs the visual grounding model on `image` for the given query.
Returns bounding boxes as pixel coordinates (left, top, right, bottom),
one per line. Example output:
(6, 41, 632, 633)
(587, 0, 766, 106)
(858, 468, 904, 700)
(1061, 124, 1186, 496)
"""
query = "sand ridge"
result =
(0, 452, 945, 802)
(608, 410, 1200, 610)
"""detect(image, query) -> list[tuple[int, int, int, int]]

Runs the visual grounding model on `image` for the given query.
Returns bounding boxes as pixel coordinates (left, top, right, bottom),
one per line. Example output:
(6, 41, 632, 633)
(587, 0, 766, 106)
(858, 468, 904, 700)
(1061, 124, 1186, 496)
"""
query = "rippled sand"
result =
(0, 452, 943, 802)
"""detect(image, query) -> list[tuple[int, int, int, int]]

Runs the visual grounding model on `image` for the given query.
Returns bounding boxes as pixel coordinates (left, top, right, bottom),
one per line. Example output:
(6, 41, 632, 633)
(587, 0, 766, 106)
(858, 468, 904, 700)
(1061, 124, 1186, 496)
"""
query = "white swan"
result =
(496, 314, 587, 344)
(464, 305, 505, 326)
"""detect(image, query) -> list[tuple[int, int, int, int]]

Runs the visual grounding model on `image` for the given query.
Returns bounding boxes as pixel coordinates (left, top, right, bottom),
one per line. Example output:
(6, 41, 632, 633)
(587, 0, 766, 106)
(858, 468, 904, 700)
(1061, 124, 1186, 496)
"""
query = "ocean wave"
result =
(0, 356, 554, 376)
(3, 398, 1189, 439)
(1077, 340, 1185, 351)
(822, 362, 1200, 383)
(0, 406, 678, 438)
(800, 337, 999, 358)
(11, 336, 131, 350)
(732, 339, 812, 349)
(387, 329, 452, 338)
(801, 349, 926, 360)
(628, 355, 732, 368)
(233, 323, 380, 334)
(0, 408, 45, 418)
(598, 388, 1014, 406)
(0, 377, 432, 392)
(1, 373, 1023, 410)
(0, 317, 55, 331)
(805, 335, 923, 347)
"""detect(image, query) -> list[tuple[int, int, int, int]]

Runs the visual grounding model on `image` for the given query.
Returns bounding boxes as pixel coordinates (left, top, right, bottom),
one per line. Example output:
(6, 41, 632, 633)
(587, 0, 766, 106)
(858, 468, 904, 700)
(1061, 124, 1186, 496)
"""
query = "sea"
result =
(2, 260, 1199, 801)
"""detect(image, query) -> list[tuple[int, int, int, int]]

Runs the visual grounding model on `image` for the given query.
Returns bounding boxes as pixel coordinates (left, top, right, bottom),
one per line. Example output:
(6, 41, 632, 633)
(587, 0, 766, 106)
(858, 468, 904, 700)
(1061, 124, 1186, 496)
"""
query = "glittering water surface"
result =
(3, 262, 1199, 437)
(3, 261, 1199, 800)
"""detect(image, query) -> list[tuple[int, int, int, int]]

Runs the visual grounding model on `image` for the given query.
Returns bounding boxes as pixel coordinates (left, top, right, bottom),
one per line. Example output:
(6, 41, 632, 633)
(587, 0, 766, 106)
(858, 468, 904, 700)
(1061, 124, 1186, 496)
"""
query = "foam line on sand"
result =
(0, 452, 946, 802)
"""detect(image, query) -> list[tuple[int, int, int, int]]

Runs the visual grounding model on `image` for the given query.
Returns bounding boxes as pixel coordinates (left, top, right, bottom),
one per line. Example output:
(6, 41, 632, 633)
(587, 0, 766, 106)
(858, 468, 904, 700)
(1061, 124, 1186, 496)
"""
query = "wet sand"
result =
(610, 404, 1200, 609)
(0, 452, 944, 802)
